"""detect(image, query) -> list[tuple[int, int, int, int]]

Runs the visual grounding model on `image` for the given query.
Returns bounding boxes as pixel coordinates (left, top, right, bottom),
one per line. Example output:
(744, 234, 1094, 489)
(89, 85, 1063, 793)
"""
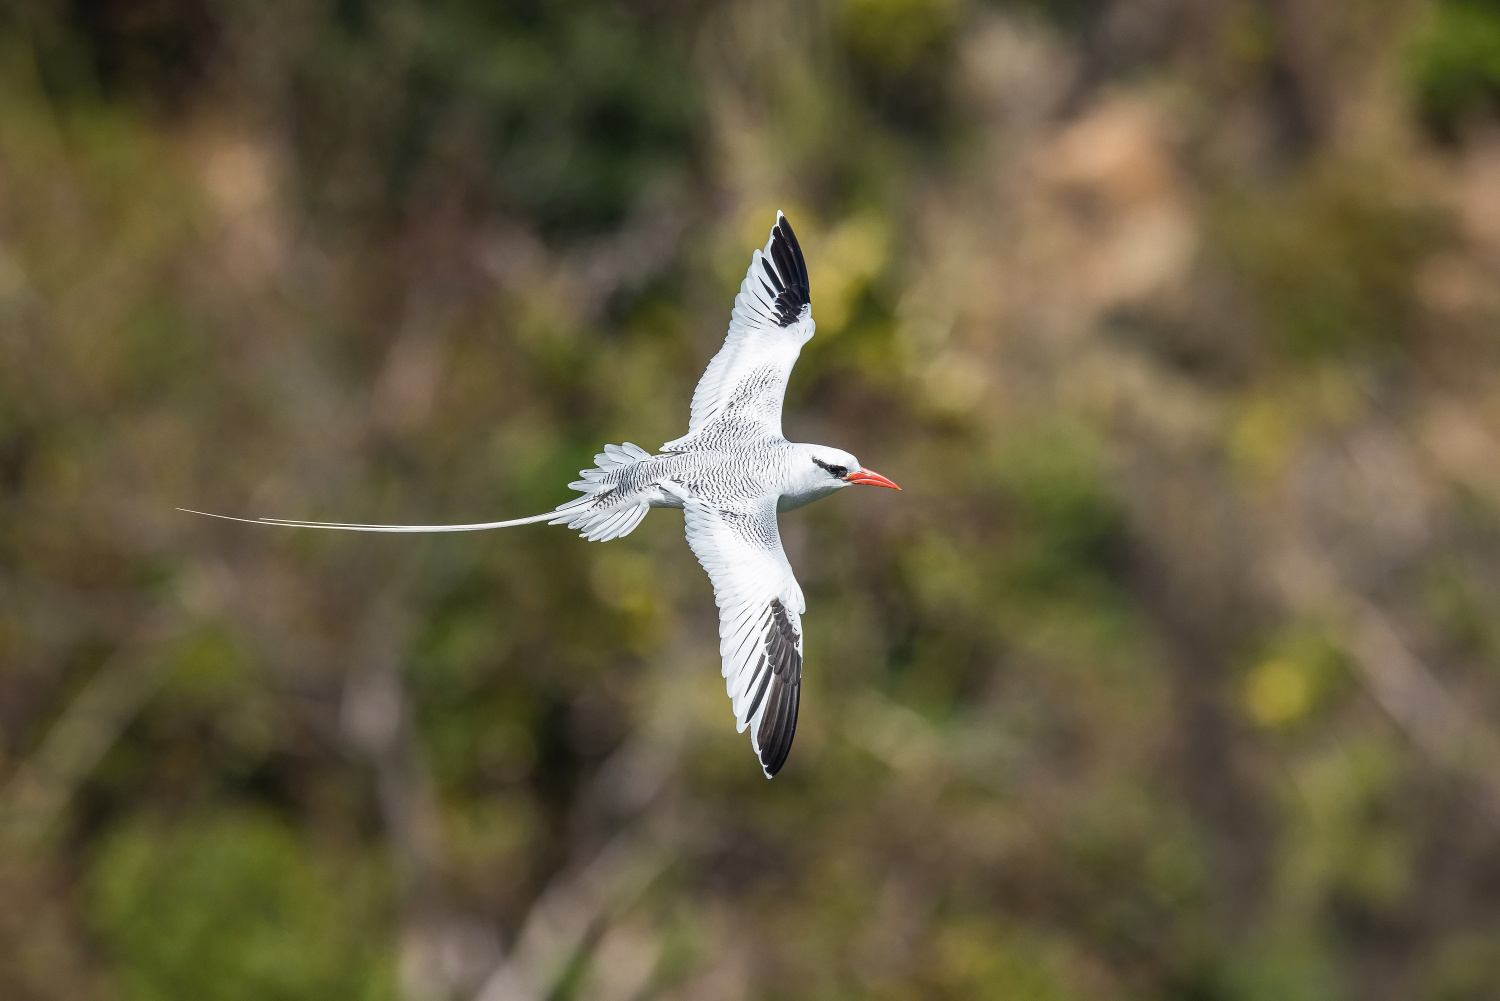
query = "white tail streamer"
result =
(175, 508, 562, 533)
(177, 440, 660, 537)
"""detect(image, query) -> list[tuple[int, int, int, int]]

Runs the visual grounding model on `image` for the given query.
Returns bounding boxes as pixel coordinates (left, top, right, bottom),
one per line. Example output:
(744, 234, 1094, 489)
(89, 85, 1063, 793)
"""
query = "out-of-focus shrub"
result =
(840, 0, 961, 131)
(1408, 0, 1500, 138)
(1213, 165, 1444, 361)
(90, 810, 395, 1001)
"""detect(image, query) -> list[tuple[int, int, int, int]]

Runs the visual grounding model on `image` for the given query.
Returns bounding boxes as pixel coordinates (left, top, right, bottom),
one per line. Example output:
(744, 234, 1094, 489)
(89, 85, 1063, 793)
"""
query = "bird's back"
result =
(666, 436, 799, 505)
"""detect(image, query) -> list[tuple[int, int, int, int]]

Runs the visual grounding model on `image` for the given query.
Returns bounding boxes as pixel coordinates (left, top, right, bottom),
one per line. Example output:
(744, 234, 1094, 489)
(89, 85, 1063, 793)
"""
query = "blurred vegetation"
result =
(92, 809, 395, 1001)
(1409, 0, 1500, 138)
(4, 1, 1500, 1000)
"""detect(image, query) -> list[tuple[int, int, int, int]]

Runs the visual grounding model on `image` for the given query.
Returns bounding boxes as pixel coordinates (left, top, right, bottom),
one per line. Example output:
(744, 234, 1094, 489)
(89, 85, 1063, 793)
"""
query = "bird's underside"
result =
(182, 212, 899, 779)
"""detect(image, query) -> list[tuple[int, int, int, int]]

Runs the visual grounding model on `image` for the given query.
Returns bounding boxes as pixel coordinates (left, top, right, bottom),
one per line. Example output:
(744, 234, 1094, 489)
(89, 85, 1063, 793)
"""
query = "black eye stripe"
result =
(811, 457, 848, 478)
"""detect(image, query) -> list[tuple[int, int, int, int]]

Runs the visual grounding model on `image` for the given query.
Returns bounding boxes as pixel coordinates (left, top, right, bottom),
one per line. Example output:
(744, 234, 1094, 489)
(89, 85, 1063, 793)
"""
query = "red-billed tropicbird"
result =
(182, 213, 900, 777)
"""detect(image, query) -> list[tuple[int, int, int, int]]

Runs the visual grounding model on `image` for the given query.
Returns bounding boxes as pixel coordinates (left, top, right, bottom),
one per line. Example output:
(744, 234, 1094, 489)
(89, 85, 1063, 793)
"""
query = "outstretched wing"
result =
(683, 496, 806, 778)
(663, 212, 814, 451)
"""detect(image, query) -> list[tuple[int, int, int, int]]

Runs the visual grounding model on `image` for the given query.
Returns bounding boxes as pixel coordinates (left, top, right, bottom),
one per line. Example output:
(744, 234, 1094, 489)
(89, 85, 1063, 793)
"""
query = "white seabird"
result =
(183, 212, 900, 777)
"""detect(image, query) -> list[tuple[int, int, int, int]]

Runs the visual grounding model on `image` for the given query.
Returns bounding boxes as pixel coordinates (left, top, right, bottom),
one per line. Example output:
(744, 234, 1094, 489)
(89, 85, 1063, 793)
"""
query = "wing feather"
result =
(663, 212, 814, 451)
(683, 496, 806, 778)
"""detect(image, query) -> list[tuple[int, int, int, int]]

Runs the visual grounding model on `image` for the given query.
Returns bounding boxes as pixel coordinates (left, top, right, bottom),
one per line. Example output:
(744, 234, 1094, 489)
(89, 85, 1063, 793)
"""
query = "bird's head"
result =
(781, 444, 900, 510)
(809, 446, 901, 491)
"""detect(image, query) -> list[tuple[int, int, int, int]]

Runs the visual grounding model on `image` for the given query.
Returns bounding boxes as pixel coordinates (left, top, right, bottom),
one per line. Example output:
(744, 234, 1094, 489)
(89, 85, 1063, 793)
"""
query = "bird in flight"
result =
(182, 212, 900, 778)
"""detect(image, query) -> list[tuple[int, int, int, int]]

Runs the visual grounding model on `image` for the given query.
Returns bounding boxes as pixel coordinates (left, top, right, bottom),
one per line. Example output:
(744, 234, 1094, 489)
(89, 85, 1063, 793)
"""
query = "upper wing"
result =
(663, 212, 814, 451)
(683, 495, 806, 778)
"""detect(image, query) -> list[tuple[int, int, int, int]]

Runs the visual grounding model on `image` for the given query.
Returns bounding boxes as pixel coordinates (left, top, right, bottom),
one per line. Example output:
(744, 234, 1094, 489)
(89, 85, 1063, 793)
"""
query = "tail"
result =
(179, 441, 659, 540)
(175, 508, 560, 533)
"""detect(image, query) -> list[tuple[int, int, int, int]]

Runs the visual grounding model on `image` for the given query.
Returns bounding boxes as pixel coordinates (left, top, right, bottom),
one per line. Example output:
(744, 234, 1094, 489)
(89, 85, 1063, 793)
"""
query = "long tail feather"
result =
(176, 508, 560, 533)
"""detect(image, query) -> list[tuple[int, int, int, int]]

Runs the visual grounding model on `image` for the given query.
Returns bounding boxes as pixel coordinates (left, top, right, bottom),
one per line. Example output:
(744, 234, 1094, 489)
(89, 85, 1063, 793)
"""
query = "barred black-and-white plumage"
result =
(182, 212, 900, 778)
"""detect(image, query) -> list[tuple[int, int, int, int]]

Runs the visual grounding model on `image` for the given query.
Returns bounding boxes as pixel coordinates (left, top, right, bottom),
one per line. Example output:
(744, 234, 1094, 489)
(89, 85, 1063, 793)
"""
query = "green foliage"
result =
(839, 0, 962, 131)
(990, 421, 1124, 596)
(1407, 0, 1500, 137)
(1242, 626, 1350, 731)
(841, 0, 959, 75)
(294, 0, 703, 235)
(89, 810, 396, 1001)
(1213, 166, 1442, 361)
(923, 918, 1082, 1000)
(1425, 928, 1500, 1001)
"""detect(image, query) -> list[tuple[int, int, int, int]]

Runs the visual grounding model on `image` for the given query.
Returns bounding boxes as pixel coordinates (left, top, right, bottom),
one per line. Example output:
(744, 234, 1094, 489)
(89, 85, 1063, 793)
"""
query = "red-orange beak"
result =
(845, 467, 901, 490)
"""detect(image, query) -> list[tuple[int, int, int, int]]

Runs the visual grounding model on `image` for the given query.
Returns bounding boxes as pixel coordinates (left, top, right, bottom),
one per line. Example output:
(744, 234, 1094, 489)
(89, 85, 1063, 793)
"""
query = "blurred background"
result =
(4, 0, 1500, 998)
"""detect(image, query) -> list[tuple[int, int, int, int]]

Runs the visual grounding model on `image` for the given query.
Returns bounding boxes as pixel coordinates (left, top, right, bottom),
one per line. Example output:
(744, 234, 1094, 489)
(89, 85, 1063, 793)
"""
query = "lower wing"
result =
(683, 496, 806, 778)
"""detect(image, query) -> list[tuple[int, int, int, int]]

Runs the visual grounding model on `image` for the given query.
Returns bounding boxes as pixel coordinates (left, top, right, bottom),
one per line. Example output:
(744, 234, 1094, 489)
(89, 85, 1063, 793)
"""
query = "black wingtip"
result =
(756, 597, 803, 778)
(757, 676, 800, 778)
(764, 213, 810, 327)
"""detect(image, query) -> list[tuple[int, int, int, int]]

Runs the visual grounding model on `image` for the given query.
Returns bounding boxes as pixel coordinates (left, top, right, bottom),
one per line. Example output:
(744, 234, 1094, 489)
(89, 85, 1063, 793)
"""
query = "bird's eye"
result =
(812, 457, 848, 478)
